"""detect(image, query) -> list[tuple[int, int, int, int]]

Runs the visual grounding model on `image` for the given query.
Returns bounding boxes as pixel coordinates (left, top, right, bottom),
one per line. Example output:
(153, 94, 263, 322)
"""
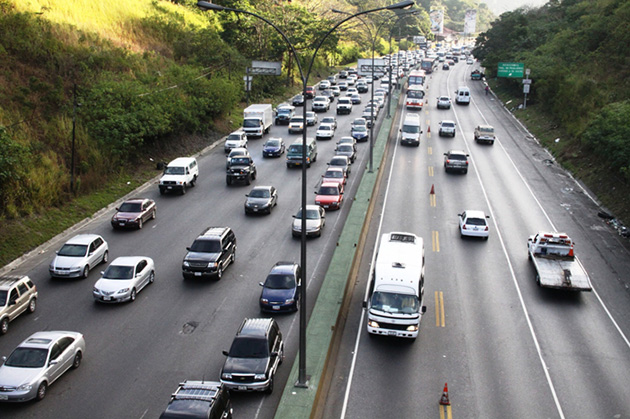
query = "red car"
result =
(305, 86, 315, 99)
(111, 198, 156, 229)
(321, 167, 346, 187)
(315, 182, 344, 210)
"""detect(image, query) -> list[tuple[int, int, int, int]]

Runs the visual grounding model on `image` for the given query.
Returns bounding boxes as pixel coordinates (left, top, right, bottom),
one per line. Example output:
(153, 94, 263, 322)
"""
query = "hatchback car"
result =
(262, 137, 285, 158)
(111, 198, 156, 230)
(316, 123, 335, 141)
(0, 331, 85, 401)
(0, 276, 38, 335)
(49, 234, 109, 279)
(226, 147, 250, 169)
(220, 318, 284, 393)
(315, 182, 344, 210)
(259, 262, 301, 312)
(437, 96, 452, 109)
(292, 205, 325, 238)
(328, 155, 352, 177)
(321, 167, 347, 187)
(224, 131, 248, 153)
(458, 210, 490, 239)
(439, 120, 457, 137)
(93, 256, 155, 303)
(244, 186, 278, 215)
(351, 124, 369, 142)
(444, 150, 469, 174)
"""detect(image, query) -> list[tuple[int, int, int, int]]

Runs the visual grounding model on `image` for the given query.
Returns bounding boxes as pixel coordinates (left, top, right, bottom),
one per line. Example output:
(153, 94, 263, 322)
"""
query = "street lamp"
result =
(387, 11, 420, 118)
(197, 0, 414, 388)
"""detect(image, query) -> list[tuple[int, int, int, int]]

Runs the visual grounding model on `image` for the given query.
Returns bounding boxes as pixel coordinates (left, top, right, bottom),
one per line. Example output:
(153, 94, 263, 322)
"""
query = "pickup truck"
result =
(470, 69, 483, 80)
(226, 156, 257, 186)
(527, 232, 592, 291)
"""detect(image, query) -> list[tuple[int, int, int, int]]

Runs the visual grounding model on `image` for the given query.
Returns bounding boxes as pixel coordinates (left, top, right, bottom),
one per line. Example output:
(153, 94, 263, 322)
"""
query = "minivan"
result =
(455, 86, 471, 105)
(400, 113, 422, 146)
(286, 137, 317, 168)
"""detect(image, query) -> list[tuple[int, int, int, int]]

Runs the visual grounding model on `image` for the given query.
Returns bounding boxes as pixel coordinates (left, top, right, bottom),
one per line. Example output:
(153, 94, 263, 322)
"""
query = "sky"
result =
(484, 0, 549, 14)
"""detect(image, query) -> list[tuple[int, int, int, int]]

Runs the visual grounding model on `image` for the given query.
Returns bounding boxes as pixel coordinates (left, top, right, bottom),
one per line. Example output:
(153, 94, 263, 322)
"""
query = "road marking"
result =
(427, 146, 432, 155)
(432, 230, 440, 251)
(428, 166, 434, 177)
(435, 291, 445, 327)
(439, 404, 453, 419)
(430, 194, 437, 207)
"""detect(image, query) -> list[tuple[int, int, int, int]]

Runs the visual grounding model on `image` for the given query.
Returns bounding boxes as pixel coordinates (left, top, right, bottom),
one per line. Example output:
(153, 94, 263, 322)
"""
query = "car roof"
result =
(168, 157, 196, 166)
(478, 124, 494, 129)
(121, 198, 149, 205)
(20, 331, 81, 349)
(270, 262, 298, 275)
(318, 123, 333, 129)
(251, 185, 273, 191)
(325, 167, 344, 173)
(228, 147, 249, 156)
(447, 149, 467, 156)
(320, 182, 340, 188)
(330, 155, 349, 163)
(463, 210, 487, 219)
(65, 234, 102, 246)
(238, 318, 274, 337)
(0, 276, 31, 290)
(108, 256, 149, 267)
(441, 120, 455, 124)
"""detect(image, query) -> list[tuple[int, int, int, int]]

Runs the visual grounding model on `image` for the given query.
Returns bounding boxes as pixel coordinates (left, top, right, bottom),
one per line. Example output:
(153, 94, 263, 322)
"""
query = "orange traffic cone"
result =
(439, 383, 450, 405)
(427, 124, 431, 133)
(430, 184, 435, 195)
(568, 245, 574, 257)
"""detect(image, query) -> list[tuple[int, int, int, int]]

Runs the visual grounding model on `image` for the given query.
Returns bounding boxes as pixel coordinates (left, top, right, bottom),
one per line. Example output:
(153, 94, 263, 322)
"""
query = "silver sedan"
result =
(93, 256, 155, 303)
(0, 331, 85, 402)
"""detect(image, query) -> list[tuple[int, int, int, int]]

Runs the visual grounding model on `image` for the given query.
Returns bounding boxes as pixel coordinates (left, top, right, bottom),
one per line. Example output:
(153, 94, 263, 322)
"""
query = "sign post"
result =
(522, 68, 531, 109)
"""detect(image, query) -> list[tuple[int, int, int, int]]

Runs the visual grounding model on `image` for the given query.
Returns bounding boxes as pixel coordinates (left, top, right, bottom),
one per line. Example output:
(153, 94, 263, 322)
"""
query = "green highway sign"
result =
(497, 62, 524, 78)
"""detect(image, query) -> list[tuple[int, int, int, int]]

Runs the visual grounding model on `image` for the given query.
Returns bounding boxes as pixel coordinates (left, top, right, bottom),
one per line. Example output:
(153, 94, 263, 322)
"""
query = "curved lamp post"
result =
(386, 11, 420, 118)
(197, 0, 414, 388)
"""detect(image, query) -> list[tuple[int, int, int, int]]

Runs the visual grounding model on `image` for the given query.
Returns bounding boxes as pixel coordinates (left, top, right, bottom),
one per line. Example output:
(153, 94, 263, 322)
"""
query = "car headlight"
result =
(69, 266, 81, 272)
(208, 262, 217, 268)
(17, 383, 33, 391)
(222, 373, 232, 380)
(254, 374, 267, 381)
(261, 298, 269, 304)
(93, 287, 99, 293)
(118, 288, 130, 294)
(368, 320, 380, 328)
(183, 261, 190, 267)
(406, 325, 418, 332)
(285, 298, 295, 305)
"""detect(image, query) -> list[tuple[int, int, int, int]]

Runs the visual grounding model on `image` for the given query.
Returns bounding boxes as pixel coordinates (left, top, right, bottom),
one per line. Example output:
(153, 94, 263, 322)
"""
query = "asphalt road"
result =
(0, 80, 385, 418)
(323, 61, 630, 418)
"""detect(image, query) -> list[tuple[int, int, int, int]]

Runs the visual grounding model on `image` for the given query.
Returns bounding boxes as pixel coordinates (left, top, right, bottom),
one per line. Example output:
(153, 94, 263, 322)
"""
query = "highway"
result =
(323, 61, 630, 418)
(0, 80, 384, 418)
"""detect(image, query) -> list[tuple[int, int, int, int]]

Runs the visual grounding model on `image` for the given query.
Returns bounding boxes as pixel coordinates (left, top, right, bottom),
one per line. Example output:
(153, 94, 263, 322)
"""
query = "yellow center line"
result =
(440, 291, 445, 327)
(435, 291, 445, 327)
(430, 194, 436, 207)
(439, 405, 453, 419)
(435, 291, 440, 327)
(428, 166, 434, 177)
(427, 146, 432, 155)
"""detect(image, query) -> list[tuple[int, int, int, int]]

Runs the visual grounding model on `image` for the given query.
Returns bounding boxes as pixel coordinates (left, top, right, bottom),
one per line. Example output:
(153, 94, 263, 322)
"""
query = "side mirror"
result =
(245, 194, 249, 197)
(362, 300, 367, 308)
(271, 351, 279, 357)
(49, 360, 59, 367)
(100, 271, 105, 275)
(186, 247, 191, 251)
(222, 350, 229, 357)
(259, 282, 264, 287)
(421, 306, 427, 314)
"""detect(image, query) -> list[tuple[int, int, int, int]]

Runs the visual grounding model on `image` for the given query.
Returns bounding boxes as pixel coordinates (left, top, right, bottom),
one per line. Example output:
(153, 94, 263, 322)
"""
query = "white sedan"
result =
(93, 256, 155, 303)
(458, 210, 490, 239)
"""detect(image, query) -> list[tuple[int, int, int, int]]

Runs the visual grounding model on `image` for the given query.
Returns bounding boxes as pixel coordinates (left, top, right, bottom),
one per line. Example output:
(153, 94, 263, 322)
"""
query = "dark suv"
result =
(220, 318, 284, 393)
(226, 156, 257, 186)
(182, 227, 236, 280)
(160, 380, 232, 419)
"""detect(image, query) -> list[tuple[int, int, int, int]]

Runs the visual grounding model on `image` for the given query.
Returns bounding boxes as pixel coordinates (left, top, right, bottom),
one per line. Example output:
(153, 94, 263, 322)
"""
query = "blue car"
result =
(262, 137, 285, 158)
(259, 262, 301, 312)
(351, 125, 369, 142)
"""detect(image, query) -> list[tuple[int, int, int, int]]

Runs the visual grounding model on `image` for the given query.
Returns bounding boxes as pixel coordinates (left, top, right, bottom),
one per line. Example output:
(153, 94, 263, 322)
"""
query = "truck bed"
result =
(529, 252, 592, 291)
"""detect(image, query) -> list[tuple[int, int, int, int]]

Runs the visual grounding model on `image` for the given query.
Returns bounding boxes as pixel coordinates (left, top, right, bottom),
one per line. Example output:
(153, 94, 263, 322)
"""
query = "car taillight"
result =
(462, 224, 467, 230)
(446, 159, 451, 164)
(485, 226, 489, 231)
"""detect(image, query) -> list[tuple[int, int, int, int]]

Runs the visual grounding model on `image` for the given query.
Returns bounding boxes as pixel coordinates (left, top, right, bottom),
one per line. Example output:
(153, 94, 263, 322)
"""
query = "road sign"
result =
(497, 62, 524, 78)
(522, 79, 531, 84)
(358, 58, 387, 76)
(250, 61, 282, 76)
(523, 84, 530, 94)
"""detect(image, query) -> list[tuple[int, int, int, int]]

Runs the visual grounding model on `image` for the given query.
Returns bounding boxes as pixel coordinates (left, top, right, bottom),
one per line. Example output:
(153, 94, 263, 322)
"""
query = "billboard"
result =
(358, 58, 387, 77)
(464, 9, 477, 35)
(430, 9, 444, 35)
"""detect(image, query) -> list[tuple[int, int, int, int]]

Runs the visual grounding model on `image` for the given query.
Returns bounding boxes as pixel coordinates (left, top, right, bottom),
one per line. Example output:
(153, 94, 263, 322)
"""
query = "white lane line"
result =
(340, 97, 406, 419)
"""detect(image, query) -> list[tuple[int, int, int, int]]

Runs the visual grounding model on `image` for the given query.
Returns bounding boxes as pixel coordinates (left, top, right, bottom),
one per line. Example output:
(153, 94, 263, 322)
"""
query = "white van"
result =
(158, 157, 198, 195)
(400, 113, 422, 147)
(455, 86, 471, 105)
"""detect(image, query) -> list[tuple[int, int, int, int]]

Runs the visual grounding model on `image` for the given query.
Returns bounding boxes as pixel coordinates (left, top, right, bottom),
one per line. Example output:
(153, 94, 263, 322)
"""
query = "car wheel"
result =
(28, 298, 37, 314)
(152, 209, 157, 220)
(464, 169, 468, 174)
(102, 250, 109, 264)
(231, 252, 236, 265)
(181, 184, 187, 195)
(159, 188, 165, 195)
(149, 271, 155, 284)
(536, 274, 541, 286)
(82, 265, 90, 279)
(36, 382, 47, 401)
(0, 318, 9, 335)
(246, 177, 251, 185)
(130, 288, 137, 302)
(72, 352, 82, 369)
(216, 266, 223, 280)
(266, 377, 274, 394)
(484, 236, 489, 240)
(252, 172, 257, 180)
(138, 219, 143, 229)
(295, 298, 300, 312)
(191, 175, 197, 187)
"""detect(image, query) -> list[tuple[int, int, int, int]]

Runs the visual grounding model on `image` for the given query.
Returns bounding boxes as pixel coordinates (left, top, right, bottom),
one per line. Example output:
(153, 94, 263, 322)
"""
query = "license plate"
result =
(167, 186, 173, 190)
(119, 222, 125, 226)
(388, 331, 397, 336)
(238, 386, 247, 391)
(103, 296, 111, 301)
(323, 205, 329, 208)
(272, 305, 280, 310)
(253, 209, 258, 212)
(194, 272, 202, 277)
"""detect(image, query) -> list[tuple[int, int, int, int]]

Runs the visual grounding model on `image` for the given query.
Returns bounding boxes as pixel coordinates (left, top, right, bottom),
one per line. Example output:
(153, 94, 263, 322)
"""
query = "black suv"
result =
(220, 318, 284, 393)
(226, 156, 257, 186)
(182, 227, 236, 280)
(159, 380, 232, 419)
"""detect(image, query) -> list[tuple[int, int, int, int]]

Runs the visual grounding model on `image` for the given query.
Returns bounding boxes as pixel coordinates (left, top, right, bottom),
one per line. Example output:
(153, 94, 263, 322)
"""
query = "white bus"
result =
(405, 85, 425, 110)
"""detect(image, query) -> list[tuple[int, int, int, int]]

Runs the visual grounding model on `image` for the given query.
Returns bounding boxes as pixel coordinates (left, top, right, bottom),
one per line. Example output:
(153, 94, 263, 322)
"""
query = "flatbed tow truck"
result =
(527, 231, 592, 291)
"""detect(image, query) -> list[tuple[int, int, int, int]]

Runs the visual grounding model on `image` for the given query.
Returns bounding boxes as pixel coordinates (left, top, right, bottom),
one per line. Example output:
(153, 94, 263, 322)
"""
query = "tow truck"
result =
(470, 69, 483, 80)
(527, 232, 592, 291)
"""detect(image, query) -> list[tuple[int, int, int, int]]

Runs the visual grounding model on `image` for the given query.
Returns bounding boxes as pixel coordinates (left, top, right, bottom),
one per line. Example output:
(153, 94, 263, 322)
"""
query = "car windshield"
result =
(229, 337, 269, 358)
(403, 125, 420, 134)
(371, 291, 420, 314)
(319, 126, 332, 132)
(330, 158, 346, 167)
(306, 112, 315, 119)
(296, 208, 320, 220)
(58, 244, 88, 257)
(439, 97, 450, 101)
(227, 134, 241, 141)
(277, 109, 292, 115)
(230, 157, 249, 165)
(449, 154, 467, 160)
(407, 90, 424, 99)
(318, 186, 338, 195)
(288, 145, 303, 154)
(249, 189, 270, 198)
(442, 122, 455, 128)
(190, 239, 221, 253)
(480, 127, 495, 133)
(5, 347, 49, 368)
(338, 145, 353, 152)
(265, 274, 296, 289)
(290, 118, 303, 124)
(103, 265, 134, 280)
(164, 166, 185, 175)
(243, 120, 261, 128)
(323, 118, 334, 124)
(353, 126, 367, 132)
(466, 217, 487, 226)
(325, 170, 343, 178)
(265, 139, 281, 147)
(118, 202, 142, 212)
